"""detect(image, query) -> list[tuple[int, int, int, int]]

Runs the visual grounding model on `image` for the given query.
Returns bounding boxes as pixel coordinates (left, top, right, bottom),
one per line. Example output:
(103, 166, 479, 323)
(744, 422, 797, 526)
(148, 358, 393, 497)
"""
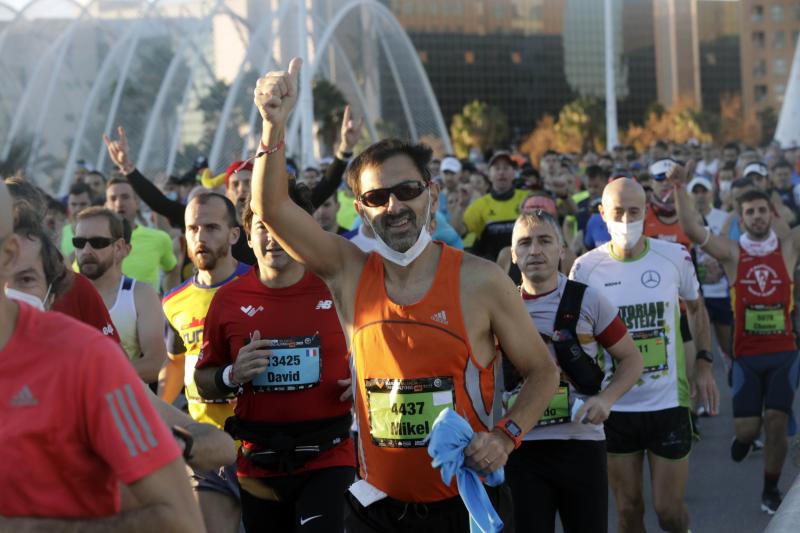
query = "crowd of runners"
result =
(2, 56, 800, 533)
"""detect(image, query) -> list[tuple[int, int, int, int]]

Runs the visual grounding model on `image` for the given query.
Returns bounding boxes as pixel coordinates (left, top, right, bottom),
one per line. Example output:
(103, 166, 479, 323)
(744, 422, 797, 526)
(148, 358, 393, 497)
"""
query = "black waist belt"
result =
(225, 413, 352, 474)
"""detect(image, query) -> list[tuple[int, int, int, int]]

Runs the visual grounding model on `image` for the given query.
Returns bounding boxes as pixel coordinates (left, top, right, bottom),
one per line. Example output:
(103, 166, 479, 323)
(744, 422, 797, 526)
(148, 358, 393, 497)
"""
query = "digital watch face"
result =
(505, 419, 522, 437)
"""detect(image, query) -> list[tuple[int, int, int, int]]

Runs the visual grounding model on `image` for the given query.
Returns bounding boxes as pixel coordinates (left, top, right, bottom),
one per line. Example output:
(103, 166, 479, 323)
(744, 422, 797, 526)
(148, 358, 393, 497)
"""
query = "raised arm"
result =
(251, 58, 363, 281)
(309, 105, 362, 208)
(104, 127, 186, 228)
(669, 160, 737, 265)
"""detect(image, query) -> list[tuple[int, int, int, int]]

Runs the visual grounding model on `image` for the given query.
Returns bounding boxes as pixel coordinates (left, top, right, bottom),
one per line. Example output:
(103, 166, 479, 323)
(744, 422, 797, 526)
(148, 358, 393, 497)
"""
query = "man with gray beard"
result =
(75, 207, 167, 384)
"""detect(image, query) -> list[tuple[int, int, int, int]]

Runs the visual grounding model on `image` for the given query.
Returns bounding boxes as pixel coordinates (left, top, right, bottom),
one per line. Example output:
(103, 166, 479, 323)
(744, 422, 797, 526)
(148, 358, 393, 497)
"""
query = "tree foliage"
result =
(620, 99, 712, 152)
(718, 94, 760, 146)
(520, 98, 604, 164)
(450, 100, 509, 158)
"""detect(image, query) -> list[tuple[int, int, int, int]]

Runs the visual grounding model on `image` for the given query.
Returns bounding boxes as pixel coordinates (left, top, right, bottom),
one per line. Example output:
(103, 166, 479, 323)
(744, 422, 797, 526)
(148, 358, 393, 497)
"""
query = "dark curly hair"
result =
(345, 139, 433, 198)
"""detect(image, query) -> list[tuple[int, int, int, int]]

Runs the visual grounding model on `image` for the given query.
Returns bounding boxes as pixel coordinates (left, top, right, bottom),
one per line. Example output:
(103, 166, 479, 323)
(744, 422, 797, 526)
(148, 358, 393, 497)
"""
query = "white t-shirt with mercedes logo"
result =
(569, 238, 700, 412)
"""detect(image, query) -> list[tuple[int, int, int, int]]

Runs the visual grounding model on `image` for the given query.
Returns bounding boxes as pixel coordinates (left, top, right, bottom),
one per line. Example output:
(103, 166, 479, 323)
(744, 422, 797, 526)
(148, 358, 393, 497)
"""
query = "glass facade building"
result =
(386, 0, 740, 144)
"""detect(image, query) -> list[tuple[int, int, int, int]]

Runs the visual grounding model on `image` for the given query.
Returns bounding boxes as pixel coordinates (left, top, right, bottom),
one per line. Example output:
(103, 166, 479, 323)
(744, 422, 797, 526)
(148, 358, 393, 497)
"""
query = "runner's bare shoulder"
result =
(460, 251, 518, 297)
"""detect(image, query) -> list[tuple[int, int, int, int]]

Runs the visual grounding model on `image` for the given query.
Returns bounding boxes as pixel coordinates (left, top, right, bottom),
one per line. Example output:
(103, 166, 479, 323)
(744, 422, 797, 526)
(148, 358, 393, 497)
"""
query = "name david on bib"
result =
(251, 335, 322, 392)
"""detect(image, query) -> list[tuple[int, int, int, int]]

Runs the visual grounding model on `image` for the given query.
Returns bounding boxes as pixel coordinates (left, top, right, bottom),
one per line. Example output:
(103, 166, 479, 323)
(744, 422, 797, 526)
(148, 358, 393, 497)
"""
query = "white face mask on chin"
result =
(362, 190, 433, 267)
(5, 287, 45, 310)
(606, 219, 644, 251)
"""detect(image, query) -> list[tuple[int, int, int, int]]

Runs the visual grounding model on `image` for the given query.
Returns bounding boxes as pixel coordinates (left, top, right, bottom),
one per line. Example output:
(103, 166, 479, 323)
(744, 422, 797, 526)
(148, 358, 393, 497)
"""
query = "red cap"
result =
(224, 160, 254, 188)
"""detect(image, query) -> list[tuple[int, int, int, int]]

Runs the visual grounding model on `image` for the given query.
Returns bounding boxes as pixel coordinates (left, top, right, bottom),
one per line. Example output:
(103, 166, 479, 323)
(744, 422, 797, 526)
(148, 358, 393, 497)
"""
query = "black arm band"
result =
(214, 366, 238, 394)
(696, 350, 713, 363)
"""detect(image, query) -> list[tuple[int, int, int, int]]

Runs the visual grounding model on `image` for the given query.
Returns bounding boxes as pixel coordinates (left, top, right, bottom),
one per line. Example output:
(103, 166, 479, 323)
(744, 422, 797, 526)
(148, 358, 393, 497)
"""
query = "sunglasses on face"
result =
(72, 236, 115, 250)
(359, 181, 428, 208)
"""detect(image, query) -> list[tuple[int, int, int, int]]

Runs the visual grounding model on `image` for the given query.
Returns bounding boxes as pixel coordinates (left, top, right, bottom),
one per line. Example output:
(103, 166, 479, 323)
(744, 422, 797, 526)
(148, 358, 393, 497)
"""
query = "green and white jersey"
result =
(569, 238, 699, 412)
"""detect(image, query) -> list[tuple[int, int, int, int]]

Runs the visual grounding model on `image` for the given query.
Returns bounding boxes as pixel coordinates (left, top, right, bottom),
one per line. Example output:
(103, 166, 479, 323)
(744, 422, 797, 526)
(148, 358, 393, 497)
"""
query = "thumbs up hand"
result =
(254, 57, 303, 127)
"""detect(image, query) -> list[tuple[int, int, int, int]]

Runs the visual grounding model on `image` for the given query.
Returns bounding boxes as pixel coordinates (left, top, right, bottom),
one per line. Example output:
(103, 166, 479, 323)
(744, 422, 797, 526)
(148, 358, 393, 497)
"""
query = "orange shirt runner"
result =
(351, 244, 502, 503)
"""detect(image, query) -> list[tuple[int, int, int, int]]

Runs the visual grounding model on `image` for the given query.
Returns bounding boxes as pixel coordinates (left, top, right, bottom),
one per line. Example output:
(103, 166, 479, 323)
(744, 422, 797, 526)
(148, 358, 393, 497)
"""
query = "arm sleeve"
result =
(585, 286, 621, 336)
(159, 232, 178, 272)
(81, 337, 180, 485)
(126, 169, 186, 229)
(195, 294, 232, 369)
(677, 246, 701, 300)
(310, 157, 347, 208)
(583, 286, 628, 348)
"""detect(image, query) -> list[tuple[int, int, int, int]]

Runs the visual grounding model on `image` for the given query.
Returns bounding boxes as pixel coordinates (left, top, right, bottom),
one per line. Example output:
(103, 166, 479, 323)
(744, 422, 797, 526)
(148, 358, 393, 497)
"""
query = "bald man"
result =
(569, 178, 718, 533)
(0, 183, 204, 531)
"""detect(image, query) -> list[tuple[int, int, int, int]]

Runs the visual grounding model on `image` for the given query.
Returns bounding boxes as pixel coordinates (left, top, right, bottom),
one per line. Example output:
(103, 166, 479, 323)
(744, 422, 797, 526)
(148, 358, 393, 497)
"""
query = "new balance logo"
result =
(10, 385, 37, 407)
(316, 300, 333, 310)
(102, 324, 115, 336)
(240, 305, 264, 317)
(431, 310, 448, 325)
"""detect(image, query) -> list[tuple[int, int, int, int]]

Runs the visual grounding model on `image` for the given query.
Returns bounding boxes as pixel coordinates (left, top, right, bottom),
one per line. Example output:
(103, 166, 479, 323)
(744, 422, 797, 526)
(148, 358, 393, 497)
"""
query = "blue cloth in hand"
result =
(427, 408, 504, 533)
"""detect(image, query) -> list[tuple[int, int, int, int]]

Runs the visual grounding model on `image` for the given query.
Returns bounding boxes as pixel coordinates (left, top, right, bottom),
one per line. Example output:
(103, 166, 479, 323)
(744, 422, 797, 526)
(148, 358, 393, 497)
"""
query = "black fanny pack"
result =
(550, 280, 605, 396)
(225, 413, 352, 474)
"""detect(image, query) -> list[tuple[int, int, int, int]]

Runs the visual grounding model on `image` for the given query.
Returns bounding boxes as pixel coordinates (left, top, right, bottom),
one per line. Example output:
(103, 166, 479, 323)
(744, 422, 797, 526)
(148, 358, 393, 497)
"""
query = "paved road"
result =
(556, 357, 800, 533)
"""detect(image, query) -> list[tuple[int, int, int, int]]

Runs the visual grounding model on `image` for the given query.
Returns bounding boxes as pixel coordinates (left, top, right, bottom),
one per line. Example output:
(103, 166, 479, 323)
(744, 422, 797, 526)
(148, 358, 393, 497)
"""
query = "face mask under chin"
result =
(362, 191, 433, 267)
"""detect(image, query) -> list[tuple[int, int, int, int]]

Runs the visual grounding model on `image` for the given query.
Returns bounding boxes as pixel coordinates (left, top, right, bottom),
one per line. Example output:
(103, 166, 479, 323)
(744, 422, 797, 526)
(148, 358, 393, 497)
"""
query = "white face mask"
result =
(362, 190, 433, 267)
(5, 287, 45, 310)
(719, 181, 732, 194)
(606, 219, 644, 251)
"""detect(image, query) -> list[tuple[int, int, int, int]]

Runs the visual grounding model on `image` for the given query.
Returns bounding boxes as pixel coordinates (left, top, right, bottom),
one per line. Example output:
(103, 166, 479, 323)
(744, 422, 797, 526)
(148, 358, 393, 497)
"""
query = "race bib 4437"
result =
(366, 376, 455, 448)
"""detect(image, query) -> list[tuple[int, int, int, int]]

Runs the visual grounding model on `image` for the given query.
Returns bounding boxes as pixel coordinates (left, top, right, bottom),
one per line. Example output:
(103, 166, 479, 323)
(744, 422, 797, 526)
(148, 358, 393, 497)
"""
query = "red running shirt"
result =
(197, 267, 354, 478)
(0, 302, 179, 518)
(51, 273, 120, 343)
(731, 243, 796, 357)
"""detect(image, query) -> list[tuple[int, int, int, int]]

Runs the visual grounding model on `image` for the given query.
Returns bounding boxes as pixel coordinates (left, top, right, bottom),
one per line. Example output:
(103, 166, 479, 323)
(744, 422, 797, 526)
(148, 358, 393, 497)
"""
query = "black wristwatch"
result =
(172, 425, 194, 461)
(696, 350, 713, 364)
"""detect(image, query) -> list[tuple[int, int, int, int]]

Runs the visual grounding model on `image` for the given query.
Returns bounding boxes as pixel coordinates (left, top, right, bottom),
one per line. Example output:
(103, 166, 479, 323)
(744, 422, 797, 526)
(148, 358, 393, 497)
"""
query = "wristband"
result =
(696, 350, 714, 364)
(222, 364, 238, 387)
(215, 365, 239, 394)
(257, 139, 285, 157)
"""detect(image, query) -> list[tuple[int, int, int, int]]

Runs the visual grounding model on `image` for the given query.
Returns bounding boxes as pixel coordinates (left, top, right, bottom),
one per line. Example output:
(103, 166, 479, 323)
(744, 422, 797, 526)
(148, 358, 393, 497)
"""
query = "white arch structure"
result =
(284, 0, 452, 165)
(0, 0, 451, 194)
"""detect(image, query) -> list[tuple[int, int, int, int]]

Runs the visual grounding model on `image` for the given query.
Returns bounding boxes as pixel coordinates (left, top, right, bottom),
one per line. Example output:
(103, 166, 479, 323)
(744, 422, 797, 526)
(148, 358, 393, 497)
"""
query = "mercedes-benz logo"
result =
(641, 270, 661, 288)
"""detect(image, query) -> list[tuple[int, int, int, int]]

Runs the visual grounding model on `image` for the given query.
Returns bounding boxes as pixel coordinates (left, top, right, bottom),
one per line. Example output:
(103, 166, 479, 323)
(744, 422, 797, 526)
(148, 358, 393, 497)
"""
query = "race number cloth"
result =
(427, 408, 504, 533)
(251, 336, 321, 392)
(366, 376, 455, 447)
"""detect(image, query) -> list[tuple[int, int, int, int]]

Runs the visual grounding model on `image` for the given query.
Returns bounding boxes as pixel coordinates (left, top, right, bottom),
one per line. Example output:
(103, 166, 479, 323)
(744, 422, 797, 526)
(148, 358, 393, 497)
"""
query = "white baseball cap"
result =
(687, 175, 713, 192)
(441, 156, 462, 174)
(743, 162, 768, 178)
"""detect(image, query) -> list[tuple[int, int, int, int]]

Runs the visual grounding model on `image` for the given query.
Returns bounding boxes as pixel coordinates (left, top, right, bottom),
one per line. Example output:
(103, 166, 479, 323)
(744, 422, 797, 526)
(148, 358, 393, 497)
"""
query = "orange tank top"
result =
(351, 244, 502, 502)
(644, 208, 692, 249)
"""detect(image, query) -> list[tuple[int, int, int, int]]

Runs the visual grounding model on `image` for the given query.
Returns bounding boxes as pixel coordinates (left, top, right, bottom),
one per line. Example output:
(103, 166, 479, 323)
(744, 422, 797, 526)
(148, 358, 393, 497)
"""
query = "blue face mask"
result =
(165, 191, 179, 202)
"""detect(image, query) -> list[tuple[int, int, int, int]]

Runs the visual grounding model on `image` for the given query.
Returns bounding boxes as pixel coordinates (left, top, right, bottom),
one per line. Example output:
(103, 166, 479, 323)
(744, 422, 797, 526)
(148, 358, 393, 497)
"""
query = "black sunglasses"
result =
(72, 236, 115, 250)
(359, 181, 428, 208)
